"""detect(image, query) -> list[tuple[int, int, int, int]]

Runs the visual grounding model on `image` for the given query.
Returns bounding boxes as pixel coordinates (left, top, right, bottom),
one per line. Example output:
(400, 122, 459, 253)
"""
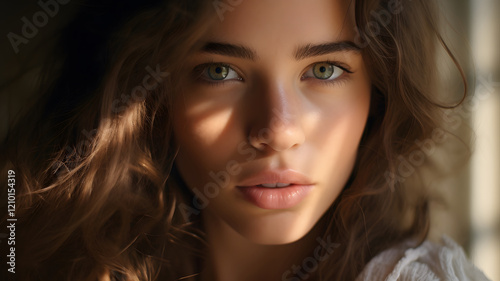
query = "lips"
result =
(237, 169, 314, 187)
(258, 183, 292, 188)
(236, 169, 315, 209)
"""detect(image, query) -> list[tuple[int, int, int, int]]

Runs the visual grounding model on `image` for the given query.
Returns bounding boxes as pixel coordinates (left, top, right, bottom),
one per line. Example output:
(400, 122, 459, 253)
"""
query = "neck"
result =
(199, 211, 326, 281)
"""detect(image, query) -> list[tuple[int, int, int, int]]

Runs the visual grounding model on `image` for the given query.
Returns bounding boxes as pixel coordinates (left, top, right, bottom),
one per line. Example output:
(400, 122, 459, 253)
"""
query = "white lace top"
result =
(356, 235, 491, 281)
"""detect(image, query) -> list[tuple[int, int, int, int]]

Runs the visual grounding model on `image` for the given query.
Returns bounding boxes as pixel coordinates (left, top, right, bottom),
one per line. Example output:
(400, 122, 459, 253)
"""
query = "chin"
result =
(224, 208, 321, 245)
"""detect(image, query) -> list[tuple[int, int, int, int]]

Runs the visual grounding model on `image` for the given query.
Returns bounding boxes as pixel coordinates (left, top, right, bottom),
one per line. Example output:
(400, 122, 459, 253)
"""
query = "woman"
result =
(0, 0, 491, 280)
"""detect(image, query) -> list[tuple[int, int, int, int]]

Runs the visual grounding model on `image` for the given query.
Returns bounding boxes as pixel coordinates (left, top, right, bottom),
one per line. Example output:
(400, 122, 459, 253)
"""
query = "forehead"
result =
(204, 0, 356, 54)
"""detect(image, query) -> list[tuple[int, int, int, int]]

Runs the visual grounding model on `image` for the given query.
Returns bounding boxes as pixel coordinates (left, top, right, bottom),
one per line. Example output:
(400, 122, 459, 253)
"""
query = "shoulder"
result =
(356, 235, 492, 281)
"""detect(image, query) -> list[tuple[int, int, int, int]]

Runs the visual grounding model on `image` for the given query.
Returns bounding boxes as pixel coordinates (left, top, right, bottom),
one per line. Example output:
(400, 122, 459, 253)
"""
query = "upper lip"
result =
(237, 169, 315, 186)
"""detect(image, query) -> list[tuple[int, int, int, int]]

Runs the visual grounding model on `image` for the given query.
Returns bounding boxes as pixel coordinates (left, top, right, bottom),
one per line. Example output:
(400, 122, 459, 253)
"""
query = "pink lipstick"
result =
(236, 169, 315, 209)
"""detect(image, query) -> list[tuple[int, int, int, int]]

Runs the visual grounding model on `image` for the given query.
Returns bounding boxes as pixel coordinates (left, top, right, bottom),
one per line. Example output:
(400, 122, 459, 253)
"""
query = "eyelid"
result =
(192, 60, 353, 87)
(304, 60, 353, 75)
(300, 60, 353, 87)
(192, 62, 244, 84)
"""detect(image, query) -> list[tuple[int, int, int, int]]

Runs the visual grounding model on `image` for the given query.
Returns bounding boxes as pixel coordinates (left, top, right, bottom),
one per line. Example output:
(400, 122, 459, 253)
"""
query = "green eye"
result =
(207, 64, 229, 80)
(303, 62, 345, 82)
(312, 63, 334, 79)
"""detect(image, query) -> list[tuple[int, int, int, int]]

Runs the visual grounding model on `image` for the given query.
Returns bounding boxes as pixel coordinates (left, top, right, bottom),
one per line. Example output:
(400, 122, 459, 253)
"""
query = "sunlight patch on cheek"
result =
(186, 107, 234, 147)
(183, 97, 227, 116)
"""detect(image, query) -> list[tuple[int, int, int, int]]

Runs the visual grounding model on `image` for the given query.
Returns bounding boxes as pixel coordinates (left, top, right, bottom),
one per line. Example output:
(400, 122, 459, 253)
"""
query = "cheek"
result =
(312, 78, 371, 187)
(172, 100, 243, 187)
(173, 88, 247, 152)
(319, 95, 369, 153)
(179, 110, 232, 150)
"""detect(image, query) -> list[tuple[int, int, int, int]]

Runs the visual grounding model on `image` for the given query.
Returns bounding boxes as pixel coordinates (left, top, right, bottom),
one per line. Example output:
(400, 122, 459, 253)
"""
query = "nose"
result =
(247, 81, 305, 152)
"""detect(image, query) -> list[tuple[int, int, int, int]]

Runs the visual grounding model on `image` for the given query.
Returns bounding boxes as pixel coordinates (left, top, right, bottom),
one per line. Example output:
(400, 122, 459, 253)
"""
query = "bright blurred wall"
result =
(430, 0, 500, 280)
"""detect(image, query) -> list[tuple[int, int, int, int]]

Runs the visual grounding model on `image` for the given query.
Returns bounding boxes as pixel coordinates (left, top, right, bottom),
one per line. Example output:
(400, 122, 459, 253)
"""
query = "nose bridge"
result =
(267, 83, 298, 129)
(248, 76, 305, 152)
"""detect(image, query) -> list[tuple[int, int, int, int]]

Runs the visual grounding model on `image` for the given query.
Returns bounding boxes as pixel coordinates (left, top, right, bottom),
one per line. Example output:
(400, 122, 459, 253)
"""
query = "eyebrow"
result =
(200, 41, 361, 61)
(294, 41, 361, 60)
(201, 42, 257, 60)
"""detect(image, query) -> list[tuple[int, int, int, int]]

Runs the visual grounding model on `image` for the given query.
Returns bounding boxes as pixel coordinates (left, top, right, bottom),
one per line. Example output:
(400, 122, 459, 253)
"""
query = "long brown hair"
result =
(0, 0, 465, 280)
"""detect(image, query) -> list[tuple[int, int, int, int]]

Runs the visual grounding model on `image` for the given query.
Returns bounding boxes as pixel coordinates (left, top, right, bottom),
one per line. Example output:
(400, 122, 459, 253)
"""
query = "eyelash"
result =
(302, 60, 353, 87)
(192, 61, 238, 87)
(192, 60, 353, 87)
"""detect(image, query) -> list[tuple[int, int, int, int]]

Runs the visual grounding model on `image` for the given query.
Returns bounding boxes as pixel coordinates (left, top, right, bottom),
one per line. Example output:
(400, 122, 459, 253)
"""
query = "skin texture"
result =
(173, 0, 371, 280)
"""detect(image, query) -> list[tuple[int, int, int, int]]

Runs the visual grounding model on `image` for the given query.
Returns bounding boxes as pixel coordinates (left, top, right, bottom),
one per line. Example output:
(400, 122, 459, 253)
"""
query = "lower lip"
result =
(236, 185, 314, 209)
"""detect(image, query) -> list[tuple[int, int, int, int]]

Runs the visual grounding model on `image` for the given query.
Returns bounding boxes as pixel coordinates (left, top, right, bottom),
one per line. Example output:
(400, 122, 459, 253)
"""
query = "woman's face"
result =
(173, 0, 371, 244)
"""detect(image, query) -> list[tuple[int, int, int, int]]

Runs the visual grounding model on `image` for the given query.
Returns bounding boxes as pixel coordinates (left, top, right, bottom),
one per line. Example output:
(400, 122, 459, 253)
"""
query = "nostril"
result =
(247, 105, 305, 152)
(247, 134, 270, 151)
(248, 127, 304, 153)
